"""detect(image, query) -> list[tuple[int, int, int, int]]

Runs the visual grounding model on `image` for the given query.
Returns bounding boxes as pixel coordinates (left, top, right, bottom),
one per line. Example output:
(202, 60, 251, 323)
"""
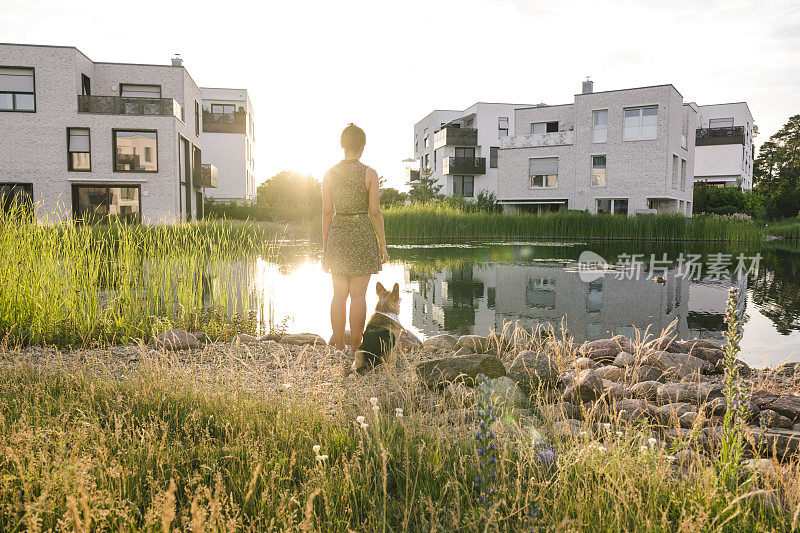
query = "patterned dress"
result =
(322, 159, 382, 276)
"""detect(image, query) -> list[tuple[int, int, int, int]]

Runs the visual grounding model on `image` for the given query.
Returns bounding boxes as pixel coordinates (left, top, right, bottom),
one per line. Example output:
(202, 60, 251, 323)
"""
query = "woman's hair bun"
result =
(341, 123, 366, 151)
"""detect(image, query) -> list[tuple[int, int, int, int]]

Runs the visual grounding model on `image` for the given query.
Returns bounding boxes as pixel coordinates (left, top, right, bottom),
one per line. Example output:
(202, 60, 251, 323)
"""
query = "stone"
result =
(625, 365, 670, 384)
(759, 409, 793, 429)
(328, 330, 351, 345)
(562, 369, 604, 403)
(490, 376, 528, 408)
(652, 403, 696, 425)
(551, 418, 582, 439)
(454, 346, 474, 356)
(416, 354, 506, 388)
(704, 396, 728, 416)
(573, 357, 598, 371)
(234, 333, 261, 345)
(677, 338, 723, 351)
(602, 380, 627, 400)
(713, 357, 752, 377)
(687, 346, 726, 365)
(580, 335, 635, 363)
(538, 401, 581, 421)
(507, 350, 559, 391)
(765, 394, 800, 421)
(748, 427, 800, 460)
(397, 330, 423, 350)
(751, 390, 779, 409)
(679, 411, 698, 428)
(596, 364, 624, 381)
(614, 398, 654, 423)
(154, 329, 198, 351)
(740, 492, 783, 514)
(422, 334, 458, 351)
(455, 335, 489, 353)
(775, 362, 799, 378)
(743, 458, 779, 480)
(192, 331, 210, 343)
(275, 333, 327, 346)
(794, 423, 800, 433)
(613, 351, 637, 367)
(656, 383, 721, 405)
(640, 350, 712, 379)
(630, 381, 661, 402)
(643, 337, 684, 354)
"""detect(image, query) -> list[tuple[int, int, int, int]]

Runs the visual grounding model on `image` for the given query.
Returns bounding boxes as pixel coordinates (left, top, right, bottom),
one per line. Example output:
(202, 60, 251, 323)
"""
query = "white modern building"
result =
(410, 102, 530, 198)
(694, 102, 754, 190)
(0, 43, 219, 223)
(498, 82, 697, 215)
(201, 87, 256, 202)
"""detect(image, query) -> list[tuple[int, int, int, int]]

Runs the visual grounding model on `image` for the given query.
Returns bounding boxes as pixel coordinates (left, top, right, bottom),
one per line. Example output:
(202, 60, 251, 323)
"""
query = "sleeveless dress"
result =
(322, 159, 382, 276)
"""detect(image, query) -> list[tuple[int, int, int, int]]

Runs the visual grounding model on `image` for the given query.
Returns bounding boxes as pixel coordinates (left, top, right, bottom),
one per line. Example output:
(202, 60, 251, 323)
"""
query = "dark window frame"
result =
(0, 66, 36, 113)
(195, 101, 200, 137)
(490, 147, 499, 168)
(71, 183, 142, 224)
(66, 127, 92, 172)
(0, 182, 34, 213)
(112, 129, 159, 173)
(452, 175, 474, 198)
(81, 74, 91, 96)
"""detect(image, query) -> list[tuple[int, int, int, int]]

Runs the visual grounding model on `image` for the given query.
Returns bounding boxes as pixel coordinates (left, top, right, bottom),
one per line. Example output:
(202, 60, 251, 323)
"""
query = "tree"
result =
(408, 167, 442, 203)
(256, 170, 322, 222)
(753, 114, 800, 218)
(380, 187, 408, 207)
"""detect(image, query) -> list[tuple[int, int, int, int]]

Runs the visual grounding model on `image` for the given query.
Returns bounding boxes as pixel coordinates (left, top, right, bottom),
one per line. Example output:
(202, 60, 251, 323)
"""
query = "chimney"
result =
(582, 77, 593, 94)
(171, 54, 183, 67)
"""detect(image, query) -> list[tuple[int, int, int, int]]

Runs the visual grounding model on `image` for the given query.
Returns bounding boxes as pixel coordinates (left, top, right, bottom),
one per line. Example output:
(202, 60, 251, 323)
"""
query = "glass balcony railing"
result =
(695, 126, 745, 146)
(433, 127, 478, 149)
(443, 157, 486, 175)
(78, 95, 182, 119)
(194, 163, 218, 188)
(202, 110, 247, 134)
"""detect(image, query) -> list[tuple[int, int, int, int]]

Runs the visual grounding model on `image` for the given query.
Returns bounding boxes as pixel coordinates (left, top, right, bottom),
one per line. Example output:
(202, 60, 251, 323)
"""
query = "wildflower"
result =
(372, 405, 380, 413)
(598, 445, 607, 453)
(282, 383, 292, 389)
(667, 455, 677, 463)
(615, 431, 623, 437)
(648, 437, 657, 447)
(602, 423, 611, 431)
(360, 422, 369, 429)
(312, 445, 321, 454)
(315, 454, 328, 462)
(640, 446, 648, 454)
(579, 430, 588, 437)
(356, 416, 366, 424)
(537, 447, 557, 466)
(395, 408, 404, 418)
(369, 397, 378, 406)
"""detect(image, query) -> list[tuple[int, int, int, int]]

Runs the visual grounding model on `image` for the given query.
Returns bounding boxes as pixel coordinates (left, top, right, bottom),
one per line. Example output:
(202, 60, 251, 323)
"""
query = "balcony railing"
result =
(433, 127, 478, 149)
(443, 156, 486, 175)
(500, 130, 574, 149)
(194, 163, 218, 188)
(695, 126, 745, 146)
(78, 95, 182, 119)
(202, 110, 247, 134)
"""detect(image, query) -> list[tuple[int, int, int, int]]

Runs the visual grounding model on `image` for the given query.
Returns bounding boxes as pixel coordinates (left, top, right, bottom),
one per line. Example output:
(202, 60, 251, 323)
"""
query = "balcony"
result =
(202, 110, 247, 134)
(78, 95, 182, 119)
(696, 126, 745, 146)
(433, 127, 478, 149)
(405, 168, 420, 184)
(443, 157, 486, 175)
(500, 130, 573, 149)
(194, 163, 218, 188)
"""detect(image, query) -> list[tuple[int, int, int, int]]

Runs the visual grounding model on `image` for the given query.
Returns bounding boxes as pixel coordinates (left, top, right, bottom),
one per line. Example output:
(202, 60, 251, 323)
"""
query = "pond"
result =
(244, 240, 800, 369)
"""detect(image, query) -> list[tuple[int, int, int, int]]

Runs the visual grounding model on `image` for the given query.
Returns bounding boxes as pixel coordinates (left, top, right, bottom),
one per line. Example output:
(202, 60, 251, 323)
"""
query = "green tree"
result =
(753, 114, 800, 219)
(256, 170, 322, 222)
(380, 187, 408, 207)
(408, 168, 442, 203)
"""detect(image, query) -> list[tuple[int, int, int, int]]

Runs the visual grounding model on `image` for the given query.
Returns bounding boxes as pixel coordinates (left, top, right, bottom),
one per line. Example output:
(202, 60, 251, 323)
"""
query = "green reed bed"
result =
(382, 205, 781, 243)
(0, 360, 795, 532)
(0, 208, 275, 347)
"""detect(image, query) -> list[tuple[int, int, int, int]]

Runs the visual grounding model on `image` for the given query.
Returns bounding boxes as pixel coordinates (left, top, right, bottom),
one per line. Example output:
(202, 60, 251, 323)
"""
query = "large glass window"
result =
(591, 155, 606, 187)
(452, 175, 474, 197)
(531, 121, 558, 134)
(490, 147, 499, 168)
(623, 106, 658, 140)
(529, 157, 558, 188)
(0, 67, 35, 112)
(596, 198, 628, 215)
(67, 128, 91, 171)
(498, 117, 509, 137)
(119, 84, 161, 98)
(455, 147, 475, 158)
(72, 185, 141, 223)
(593, 110, 608, 142)
(210, 103, 235, 114)
(0, 183, 33, 214)
(114, 130, 158, 172)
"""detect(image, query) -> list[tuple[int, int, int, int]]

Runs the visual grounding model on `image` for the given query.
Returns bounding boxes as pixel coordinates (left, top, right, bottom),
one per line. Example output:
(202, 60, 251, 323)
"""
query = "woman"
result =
(322, 123, 388, 353)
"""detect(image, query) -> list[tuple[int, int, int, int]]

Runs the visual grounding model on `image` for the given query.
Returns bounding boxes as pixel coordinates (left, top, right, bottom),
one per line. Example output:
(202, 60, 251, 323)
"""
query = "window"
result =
(529, 157, 558, 188)
(531, 121, 558, 134)
(0, 183, 33, 213)
(680, 158, 687, 191)
(211, 103, 235, 114)
(596, 198, 628, 215)
(81, 74, 91, 96)
(591, 155, 606, 187)
(526, 277, 556, 309)
(623, 106, 658, 140)
(195, 101, 200, 136)
(119, 84, 161, 98)
(72, 185, 141, 223)
(709, 117, 734, 129)
(67, 128, 91, 171)
(423, 128, 429, 149)
(681, 116, 688, 149)
(0, 67, 35, 112)
(490, 147, 499, 168)
(114, 130, 158, 172)
(452, 175, 474, 197)
(672, 154, 679, 188)
(593, 110, 608, 142)
(588, 279, 603, 312)
(498, 117, 509, 137)
(422, 154, 429, 169)
(455, 147, 475, 159)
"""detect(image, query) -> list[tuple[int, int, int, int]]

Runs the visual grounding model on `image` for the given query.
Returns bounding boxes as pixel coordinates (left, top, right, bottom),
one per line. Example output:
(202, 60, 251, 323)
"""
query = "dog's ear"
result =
(376, 282, 386, 295)
(392, 283, 400, 297)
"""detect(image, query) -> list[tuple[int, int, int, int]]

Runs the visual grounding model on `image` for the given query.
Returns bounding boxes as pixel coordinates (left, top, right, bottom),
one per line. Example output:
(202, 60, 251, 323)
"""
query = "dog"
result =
(351, 282, 403, 375)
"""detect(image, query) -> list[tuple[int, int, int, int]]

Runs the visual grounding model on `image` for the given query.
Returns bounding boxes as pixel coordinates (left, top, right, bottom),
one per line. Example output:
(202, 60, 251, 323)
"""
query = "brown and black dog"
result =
(351, 282, 403, 375)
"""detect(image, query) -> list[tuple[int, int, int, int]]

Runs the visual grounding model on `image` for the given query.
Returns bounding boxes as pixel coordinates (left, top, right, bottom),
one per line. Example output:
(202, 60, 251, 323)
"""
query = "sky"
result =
(2, 0, 799, 190)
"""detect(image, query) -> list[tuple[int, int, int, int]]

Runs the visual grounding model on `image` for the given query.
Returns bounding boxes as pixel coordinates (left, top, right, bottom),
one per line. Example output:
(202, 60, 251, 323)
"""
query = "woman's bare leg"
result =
(347, 275, 371, 352)
(330, 274, 350, 350)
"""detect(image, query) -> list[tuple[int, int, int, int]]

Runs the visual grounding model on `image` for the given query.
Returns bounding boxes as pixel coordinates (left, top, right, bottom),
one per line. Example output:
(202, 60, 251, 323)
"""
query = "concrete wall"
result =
(695, 102, 753, 189)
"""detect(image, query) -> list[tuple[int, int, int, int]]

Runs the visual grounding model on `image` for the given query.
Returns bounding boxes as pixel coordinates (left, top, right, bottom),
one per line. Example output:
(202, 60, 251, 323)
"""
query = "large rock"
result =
(490, 376, 528, 408)
(613, 351, 637, 367)
(538, 401, 581, 421)
(416, 354, 505, 388)
(602, 380, 627, 400)
(551, 418, 582, 439)
(687, 346, 726, 365)
(455, 335, 489, 353)
(154, 329, 199, 350)
(422, 334, 458, 351)
(764, 394, 800, 422)
(630, 381, 661, 402)
(656, 382, 721, 405)
(652, 403, 697, 425)
(748, 427, 800, 460)
(759, 409, 794, 429)
(596, 364, 624, 381)
(397, 330, 423, 350)
(639, 350, 712, 379)
(751, 390, 779, 409)
(506, 350, 558, 391)
(274, 333, 326, 346)
(562, 369, 604, 403)
(625, 365, 670, 384)
(573, 357, 598, 371)
(234, 333, 262, 345)
(580, 335, 635, 363)
(614, 398, 655, 423)
(713, 357, 752, 377)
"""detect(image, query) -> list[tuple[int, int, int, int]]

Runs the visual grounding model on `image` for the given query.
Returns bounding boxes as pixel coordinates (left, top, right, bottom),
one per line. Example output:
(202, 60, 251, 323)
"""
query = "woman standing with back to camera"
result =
(322, 123, 388, 355)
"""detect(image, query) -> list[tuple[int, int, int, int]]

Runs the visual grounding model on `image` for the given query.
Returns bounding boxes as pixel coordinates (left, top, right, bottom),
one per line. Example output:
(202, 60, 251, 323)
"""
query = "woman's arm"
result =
(322, 169, 334, 249)
(366, 167, 388, 264)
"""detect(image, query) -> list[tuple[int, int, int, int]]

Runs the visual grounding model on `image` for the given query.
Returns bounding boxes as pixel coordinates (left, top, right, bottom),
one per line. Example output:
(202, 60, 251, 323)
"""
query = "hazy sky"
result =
(3, 0, 799, 189)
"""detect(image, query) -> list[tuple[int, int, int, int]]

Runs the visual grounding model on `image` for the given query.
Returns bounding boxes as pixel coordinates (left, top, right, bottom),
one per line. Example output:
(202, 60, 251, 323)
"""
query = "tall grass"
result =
(0, 206, 276, 347)
(382, 204, 793, 242)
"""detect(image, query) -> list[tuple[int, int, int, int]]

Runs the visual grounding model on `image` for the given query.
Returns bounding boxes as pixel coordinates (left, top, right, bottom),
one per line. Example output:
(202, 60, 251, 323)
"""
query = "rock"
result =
(455, 335, 489, 353)
(679, 411, 698, 428)
(704, 396, 728, 416)
(443, 382, 477, 404)
(713, 357, 752, 377)
(192, 331, 210, 343)
(656, 383, 721, 405)
(678, 338, 723, 351)
(630, 381, 661, 402)
(562, 369, 604, 403)
(602, 380, 627, 400)
(551, 418, 582, 439)
(613, 351, 637, 367)
(652, 403, 697, 425)
(751, 390, 779, 409)
(539, 401, 580, 421)
(794, 423, 800, 433)
(573, 357, 598, 371)
(625, 365, 670, 384)
(397, 330, 422, 350)
(328, 330, 351, 346)
(275, 333, 326, 346)
(740, 491, 783, 514)
(559, 370, 576, 389)
(759, 409, 793, 429)
(765, 394, 800, 422)
(422, 334, 458, 351)
(743, 458, 779, 480)
(688, 346, 726, 365)
(490, 377, 528, 408)
(580, 335, 635, 363)
(454, 346, 474, 356)
(640, 351, 712, 379)
(643, 337, 684, 354)
(775, 362, 799, 378)
(596, 364, 624, 381)
(748, 427, 800, 460)
(614, 399, 654, 423)
(507, 350, 558, 391)
(234, 333, 261, 345)
(154, 329, 198, 351)
(416, 354, 506, 388)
